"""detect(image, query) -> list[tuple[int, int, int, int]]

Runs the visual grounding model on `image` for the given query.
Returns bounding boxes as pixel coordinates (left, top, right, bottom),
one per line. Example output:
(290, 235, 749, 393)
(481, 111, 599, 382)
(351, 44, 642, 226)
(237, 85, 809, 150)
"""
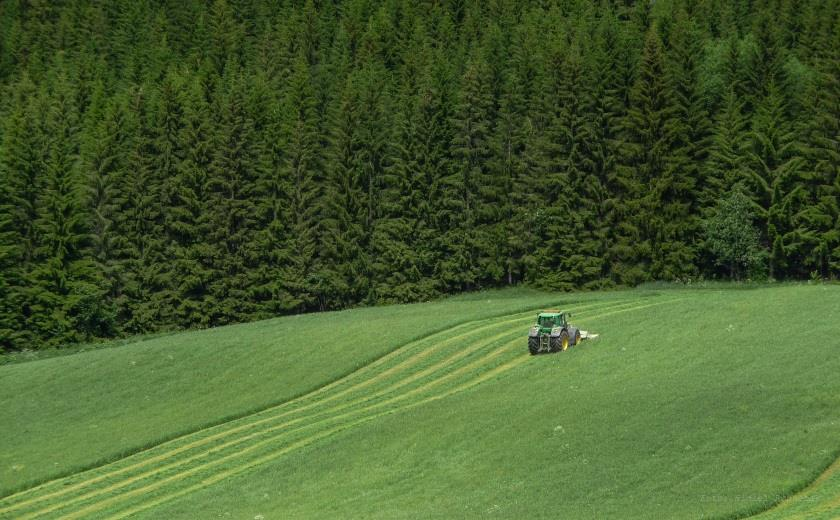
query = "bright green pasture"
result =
(131, 285, 840, 519)
(0, 288, 599, 496)
(2, 285, 840, 519)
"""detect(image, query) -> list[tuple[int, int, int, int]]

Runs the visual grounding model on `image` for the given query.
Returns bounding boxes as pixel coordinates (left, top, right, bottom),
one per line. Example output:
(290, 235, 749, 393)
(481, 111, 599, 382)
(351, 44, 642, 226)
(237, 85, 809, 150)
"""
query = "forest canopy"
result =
(0, 0, 838, 351)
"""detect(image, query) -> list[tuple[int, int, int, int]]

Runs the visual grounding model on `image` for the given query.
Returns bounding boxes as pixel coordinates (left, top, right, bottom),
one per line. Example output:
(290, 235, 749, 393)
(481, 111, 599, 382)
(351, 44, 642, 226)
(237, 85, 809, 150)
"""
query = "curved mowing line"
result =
(112, 352, 533, 520)
(0, 306, 555, 513)
(111, 297, 668, 520)
(25, 300, 634, 519)
(752, 458, 840, 518)
(2, 299, 630, 515)
(66, 337, 528, 520)
(55, 299, 668, 519)
(754, 456, 840, 519)
(27, 324, 529, 518)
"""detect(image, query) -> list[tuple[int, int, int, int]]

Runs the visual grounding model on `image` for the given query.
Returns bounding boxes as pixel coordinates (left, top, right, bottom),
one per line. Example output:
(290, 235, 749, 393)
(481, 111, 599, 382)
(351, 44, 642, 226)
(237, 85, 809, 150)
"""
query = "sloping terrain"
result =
(2, 285, 840, 518)
(0, 288, 583, 495)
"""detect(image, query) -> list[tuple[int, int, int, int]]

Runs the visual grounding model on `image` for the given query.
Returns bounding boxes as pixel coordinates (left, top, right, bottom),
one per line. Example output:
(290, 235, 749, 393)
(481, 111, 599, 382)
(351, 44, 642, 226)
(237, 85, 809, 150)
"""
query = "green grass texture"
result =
(1, 284, 839, 518)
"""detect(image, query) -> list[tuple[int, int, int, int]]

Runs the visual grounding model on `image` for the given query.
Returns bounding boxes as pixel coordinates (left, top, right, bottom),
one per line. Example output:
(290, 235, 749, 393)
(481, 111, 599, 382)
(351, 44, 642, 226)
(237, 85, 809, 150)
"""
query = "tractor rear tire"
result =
(557, 330, 570, 352)
(528, 336, 539, 355)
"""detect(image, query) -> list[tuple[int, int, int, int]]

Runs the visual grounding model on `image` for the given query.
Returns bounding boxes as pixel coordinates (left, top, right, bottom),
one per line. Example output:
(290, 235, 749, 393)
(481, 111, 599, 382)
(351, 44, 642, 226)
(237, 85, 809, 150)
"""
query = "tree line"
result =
(0, 0, 838, 351)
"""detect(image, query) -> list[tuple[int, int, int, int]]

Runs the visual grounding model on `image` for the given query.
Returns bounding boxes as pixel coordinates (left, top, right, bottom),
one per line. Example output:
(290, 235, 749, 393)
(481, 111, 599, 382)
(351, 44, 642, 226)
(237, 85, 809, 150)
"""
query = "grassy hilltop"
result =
(2, 285, 840, 518)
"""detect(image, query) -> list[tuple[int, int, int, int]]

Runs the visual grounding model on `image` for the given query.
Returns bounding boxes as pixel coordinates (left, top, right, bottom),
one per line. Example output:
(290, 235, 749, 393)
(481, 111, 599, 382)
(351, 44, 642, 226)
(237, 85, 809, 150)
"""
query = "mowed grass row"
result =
(124, 285, 840, 519)
(0, 306, 546, 515)
(8, 298, 644, 516)
(0, 288, 588, 496)
(754, 456, 840, 519)
(94, 299, 667, 520)
(0, 298, 660, 518)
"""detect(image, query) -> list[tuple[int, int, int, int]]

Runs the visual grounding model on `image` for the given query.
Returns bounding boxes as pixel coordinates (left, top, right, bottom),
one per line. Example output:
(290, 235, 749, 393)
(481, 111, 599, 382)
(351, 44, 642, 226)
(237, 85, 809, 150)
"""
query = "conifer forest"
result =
(0, 0, 838, 351)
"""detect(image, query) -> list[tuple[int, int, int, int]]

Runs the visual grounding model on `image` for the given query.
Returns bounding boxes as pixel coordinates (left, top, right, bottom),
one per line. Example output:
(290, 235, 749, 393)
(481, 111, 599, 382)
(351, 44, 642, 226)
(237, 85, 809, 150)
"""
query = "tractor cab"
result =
(536, 310, 569, 334)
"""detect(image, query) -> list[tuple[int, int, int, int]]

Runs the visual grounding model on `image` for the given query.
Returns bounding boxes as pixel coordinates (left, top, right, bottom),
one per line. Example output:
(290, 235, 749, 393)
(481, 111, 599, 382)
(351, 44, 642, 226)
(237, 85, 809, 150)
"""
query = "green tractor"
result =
(528, 310, 581, 355)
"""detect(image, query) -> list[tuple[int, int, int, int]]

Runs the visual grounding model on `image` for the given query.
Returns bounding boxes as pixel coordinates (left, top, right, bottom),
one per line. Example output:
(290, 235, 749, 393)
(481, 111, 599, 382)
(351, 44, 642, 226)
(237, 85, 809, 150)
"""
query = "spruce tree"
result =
(80, 92, 133, 335)
(0, 84, 42, 349)
(31, 76, 103, 345)
(374, 56, 446, 302)
(745, 81, 806, 279)
(272, 54, 324, 312)
(112, 85, 166, 333)
(166, 78, 216, 327)
(447, 48, 498, 291)
(205, 71, 262, 324)
(659, 10, 710, 278)
(797, 26, 840, 277)
(614, 25, 673, 283)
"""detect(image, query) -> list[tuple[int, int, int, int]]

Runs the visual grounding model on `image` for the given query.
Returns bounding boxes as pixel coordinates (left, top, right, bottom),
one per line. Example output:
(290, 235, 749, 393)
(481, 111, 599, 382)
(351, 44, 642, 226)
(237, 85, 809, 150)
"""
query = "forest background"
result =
(0, 0, 838, 351)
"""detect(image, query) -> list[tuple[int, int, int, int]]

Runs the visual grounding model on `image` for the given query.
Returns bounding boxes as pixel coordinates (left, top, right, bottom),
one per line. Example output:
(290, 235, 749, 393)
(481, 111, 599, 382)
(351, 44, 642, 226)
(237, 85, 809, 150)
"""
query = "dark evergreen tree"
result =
(112, 86, 167, 333)
(0, 0, 835, 350)
(373, 44, 444, 302)
(745, 81, 806, 278)
(614, 26, 674, 283)
(205, 72, 262, 324)
(166, 78, 216, 327)
(272, 54, 324, 312)
(446, 48, 498, 291)
(31, 76, 105, 345)
(0, 82, 41, 349)
(797, 24, 840, 277)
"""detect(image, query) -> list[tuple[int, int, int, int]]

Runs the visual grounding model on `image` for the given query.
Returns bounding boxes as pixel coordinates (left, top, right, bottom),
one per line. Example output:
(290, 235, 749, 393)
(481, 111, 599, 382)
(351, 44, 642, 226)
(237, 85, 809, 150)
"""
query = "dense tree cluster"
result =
(0, 0, 838, 350)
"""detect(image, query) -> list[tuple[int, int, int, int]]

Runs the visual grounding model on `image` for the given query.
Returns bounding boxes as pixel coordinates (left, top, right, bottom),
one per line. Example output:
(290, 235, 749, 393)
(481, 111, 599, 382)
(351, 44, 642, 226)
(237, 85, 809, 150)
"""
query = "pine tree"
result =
(373, 54, 446, 302)
(165, 77, 216, 327)
(269, 54, 323, 312)
(30, 76, 103, 346)
(351, 62, 392, 302)
(614, 25, 673, 283)
(552, 39, 608, 289)
(659, 10, 710, 279)
(591, 8, 632, 286)
(446, 48, 498, 291)
(0, 82, 42, 349)
(151, 71, 186, 325)
(205, 71, 262, 324)
(705, 88, 750, 201)
(80, 91, 133, 335)
(112, 85, 167, 333)
(489, 53, 534, 287)
(745, 81, 806, 279)
(797, 25, 840, 277)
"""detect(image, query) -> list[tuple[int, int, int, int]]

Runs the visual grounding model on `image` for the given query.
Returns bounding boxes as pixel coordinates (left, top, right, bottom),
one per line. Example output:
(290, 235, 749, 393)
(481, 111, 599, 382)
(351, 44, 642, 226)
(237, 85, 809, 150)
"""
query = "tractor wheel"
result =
(559, 330, 570, 352)
(574, 329, 581, 346)
(549, 336, 560, 352)
(528, 336, 539, 355)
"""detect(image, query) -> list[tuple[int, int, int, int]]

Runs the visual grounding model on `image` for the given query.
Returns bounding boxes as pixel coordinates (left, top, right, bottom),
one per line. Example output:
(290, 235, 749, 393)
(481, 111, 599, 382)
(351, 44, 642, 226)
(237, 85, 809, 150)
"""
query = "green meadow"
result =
(2, 285, 840, 518)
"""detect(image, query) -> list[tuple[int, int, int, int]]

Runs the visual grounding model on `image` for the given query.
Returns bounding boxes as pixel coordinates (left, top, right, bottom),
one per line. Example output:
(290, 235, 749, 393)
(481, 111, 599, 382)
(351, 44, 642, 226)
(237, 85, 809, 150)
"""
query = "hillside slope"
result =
(0, 288, 587, 495)
(2, 285, 839, 519)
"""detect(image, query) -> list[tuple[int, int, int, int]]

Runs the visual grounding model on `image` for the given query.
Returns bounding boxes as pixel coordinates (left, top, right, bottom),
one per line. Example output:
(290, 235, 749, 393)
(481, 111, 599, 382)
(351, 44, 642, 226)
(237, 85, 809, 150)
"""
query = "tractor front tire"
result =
(569, 327, 581, 346)
(528, 336, 540, 355)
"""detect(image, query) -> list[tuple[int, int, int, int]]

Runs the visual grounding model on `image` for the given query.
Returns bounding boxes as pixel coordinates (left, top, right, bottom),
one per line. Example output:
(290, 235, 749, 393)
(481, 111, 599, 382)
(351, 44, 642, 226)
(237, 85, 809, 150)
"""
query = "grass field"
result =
(1, 284, 839, 518)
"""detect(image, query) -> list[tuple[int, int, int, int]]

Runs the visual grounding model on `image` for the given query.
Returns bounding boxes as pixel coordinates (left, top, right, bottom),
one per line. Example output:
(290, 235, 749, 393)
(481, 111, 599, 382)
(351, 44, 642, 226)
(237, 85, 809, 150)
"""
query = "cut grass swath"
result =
(11, 302, 664, 512)
(0, 306, 545, 514)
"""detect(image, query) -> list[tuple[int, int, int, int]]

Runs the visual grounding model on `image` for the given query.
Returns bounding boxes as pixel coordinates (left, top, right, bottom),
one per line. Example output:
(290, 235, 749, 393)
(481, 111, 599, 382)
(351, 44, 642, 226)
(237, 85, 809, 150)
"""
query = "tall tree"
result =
(205, 72, 262, 324)
(0, 82, 42, 349)
(446, 48, 498, 291)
